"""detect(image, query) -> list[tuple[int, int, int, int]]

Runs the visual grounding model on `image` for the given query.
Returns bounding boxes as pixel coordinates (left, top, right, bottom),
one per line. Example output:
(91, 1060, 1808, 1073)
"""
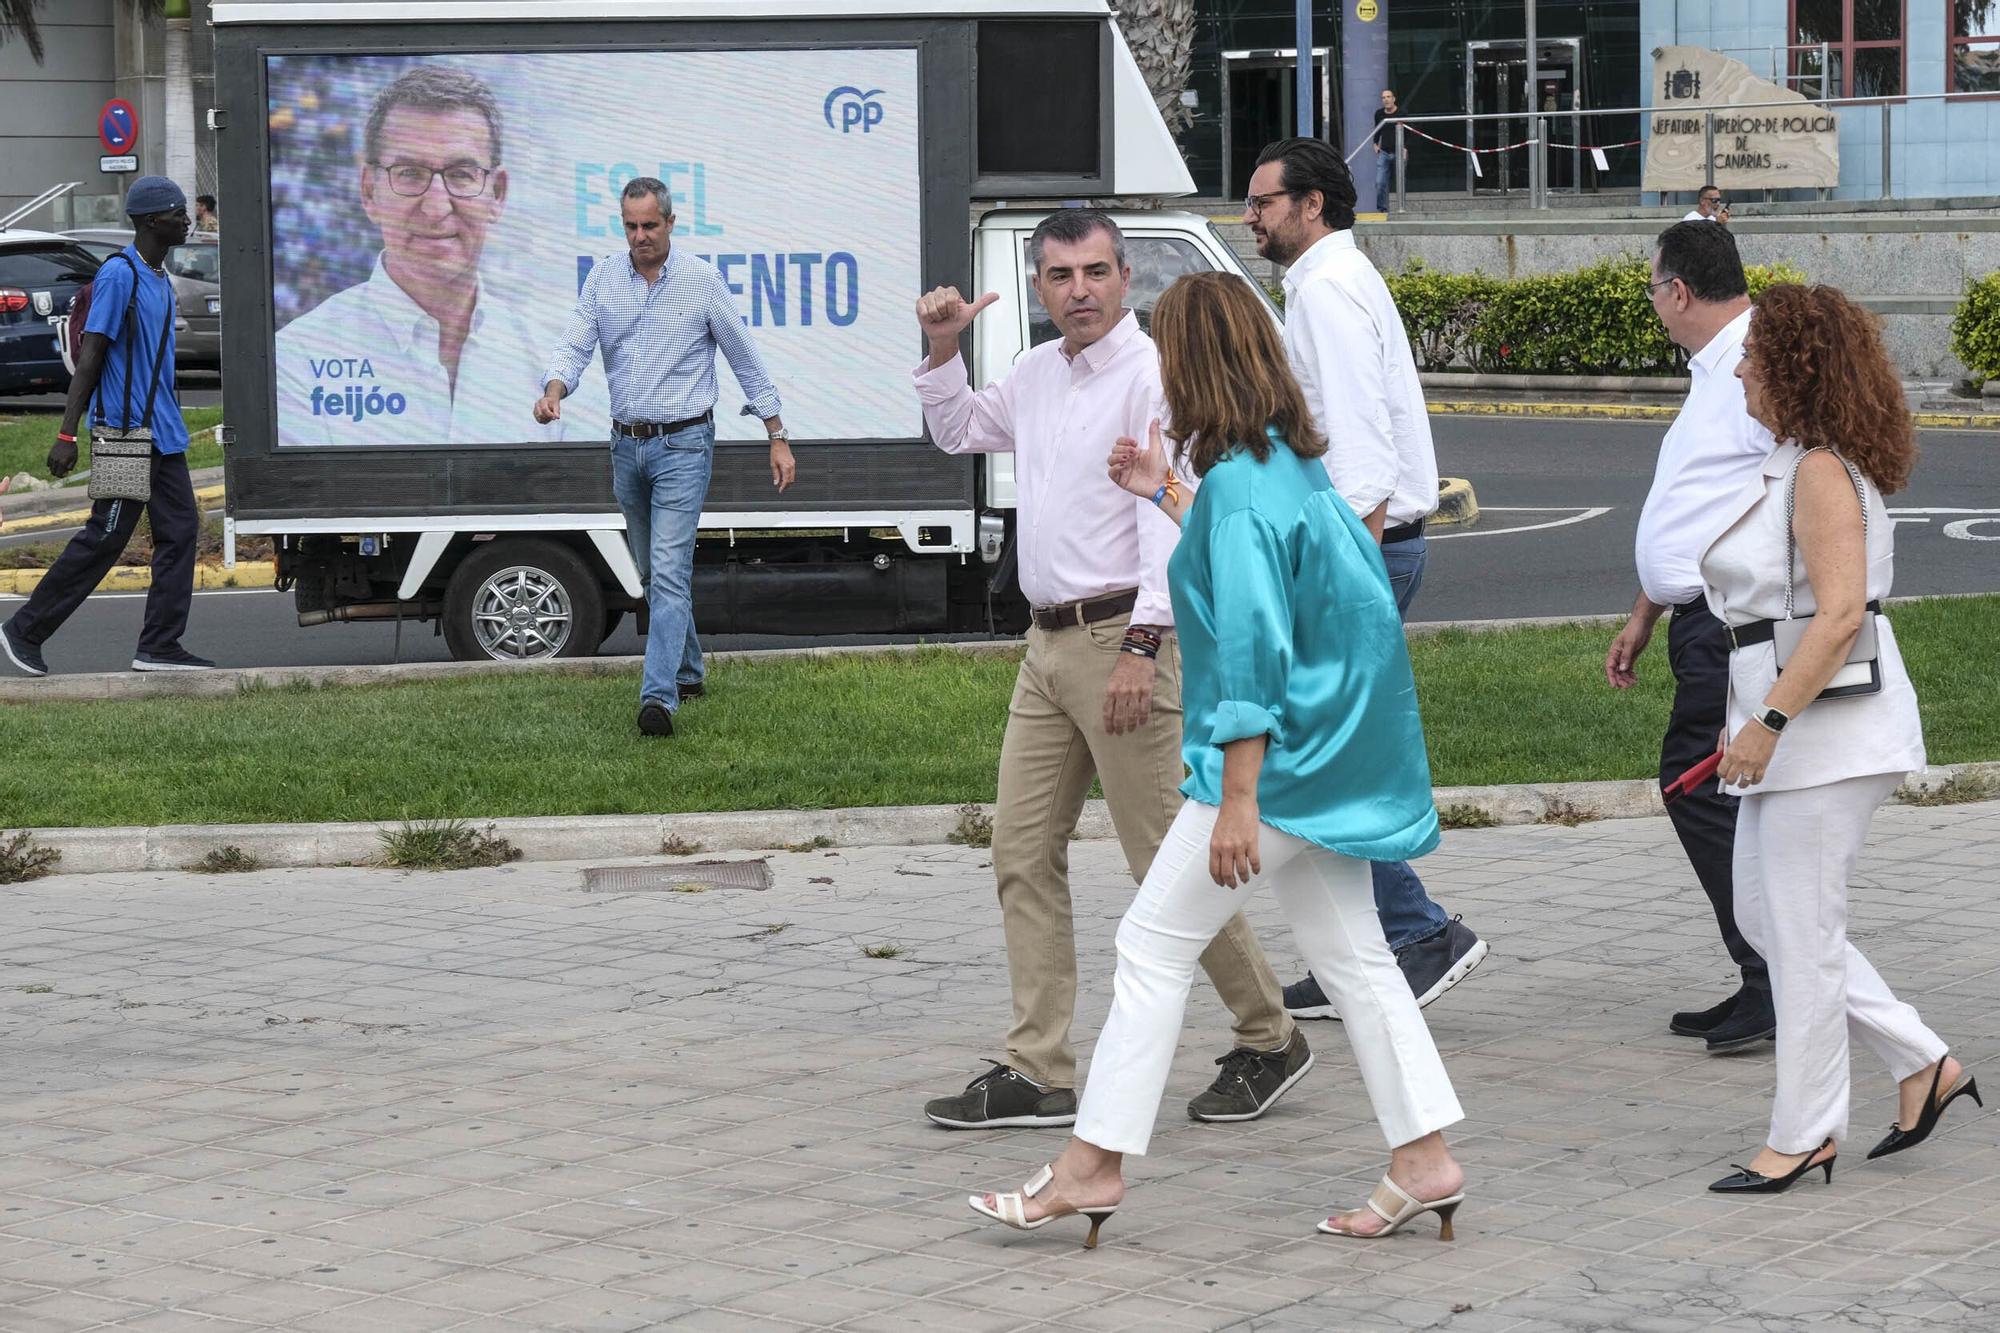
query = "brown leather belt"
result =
(614, 410, 713, 439)
(1030, 589, 1139, 632)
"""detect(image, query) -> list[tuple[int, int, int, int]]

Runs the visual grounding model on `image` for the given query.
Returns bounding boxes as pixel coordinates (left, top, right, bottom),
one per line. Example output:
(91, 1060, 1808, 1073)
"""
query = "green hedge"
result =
(1381, 256, 1805, 376)
(1950, 271, 2000, 384)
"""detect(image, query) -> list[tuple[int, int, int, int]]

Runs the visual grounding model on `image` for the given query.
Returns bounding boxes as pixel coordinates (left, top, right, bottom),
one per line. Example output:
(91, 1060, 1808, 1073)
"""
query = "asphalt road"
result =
(4, 417, 1996, 675)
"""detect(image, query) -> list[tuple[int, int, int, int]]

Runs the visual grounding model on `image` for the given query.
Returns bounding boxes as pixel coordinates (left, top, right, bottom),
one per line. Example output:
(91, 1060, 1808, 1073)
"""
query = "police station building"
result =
(1180, 1, 2000, 203)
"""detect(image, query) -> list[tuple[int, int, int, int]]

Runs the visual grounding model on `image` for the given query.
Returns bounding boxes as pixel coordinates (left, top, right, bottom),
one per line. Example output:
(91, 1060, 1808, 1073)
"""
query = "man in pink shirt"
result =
(912, 210, 1307, 1130)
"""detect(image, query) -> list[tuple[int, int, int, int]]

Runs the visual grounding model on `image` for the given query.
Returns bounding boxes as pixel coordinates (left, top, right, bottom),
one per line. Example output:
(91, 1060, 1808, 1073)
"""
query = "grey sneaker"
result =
(924, 1061, 1077, 1129)
(1398, 916, 1489, 1009)
(1, 620, 47, 677)
(1186, 1028, 1314, 1122)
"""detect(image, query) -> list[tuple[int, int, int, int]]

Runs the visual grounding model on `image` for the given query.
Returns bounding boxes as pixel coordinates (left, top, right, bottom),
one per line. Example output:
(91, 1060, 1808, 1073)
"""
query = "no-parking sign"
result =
(98, 99, 139, 154)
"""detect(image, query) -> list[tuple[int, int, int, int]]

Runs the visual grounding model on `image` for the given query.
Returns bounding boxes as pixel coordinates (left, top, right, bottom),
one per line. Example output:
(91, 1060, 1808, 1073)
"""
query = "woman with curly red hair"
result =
(1699, 283, 1979, 1195)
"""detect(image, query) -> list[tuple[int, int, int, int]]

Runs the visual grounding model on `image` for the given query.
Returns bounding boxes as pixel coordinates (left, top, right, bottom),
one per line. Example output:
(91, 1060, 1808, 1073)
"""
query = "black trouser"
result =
(1660, 598, 1770, 998)
(9, 450, 197, 656)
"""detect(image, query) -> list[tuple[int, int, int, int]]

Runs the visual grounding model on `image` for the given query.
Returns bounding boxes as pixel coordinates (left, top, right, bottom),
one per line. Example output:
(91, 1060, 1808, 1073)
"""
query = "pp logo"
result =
(824, 86, 886, 134)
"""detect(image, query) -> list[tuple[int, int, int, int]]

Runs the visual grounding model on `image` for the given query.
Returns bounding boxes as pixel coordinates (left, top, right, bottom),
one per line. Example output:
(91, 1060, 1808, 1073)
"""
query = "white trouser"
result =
(1734, 773, 1946, 1153)
(1075, 800, 1464, 1154)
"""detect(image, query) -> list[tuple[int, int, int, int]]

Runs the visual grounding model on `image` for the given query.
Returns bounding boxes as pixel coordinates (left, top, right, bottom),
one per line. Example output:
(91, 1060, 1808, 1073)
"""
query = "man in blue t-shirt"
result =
(2, 176, 215, 676)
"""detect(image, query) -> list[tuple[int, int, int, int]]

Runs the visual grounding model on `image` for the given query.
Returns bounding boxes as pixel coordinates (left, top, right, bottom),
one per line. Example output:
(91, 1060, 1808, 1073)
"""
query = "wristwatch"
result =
(767, 427, 791, 443)
(1753, 705, 1791, 734)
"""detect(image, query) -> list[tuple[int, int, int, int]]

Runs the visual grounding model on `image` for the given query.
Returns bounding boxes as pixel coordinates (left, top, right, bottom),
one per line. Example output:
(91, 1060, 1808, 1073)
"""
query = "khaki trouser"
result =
(993, 611, 1293, 1089)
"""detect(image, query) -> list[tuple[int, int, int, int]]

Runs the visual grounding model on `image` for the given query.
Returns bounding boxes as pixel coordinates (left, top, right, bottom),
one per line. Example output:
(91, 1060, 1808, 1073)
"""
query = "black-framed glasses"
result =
(373, 161, 493, 199)
(1244, 190, 1297, 217)
(1645, 274, 1680, 295)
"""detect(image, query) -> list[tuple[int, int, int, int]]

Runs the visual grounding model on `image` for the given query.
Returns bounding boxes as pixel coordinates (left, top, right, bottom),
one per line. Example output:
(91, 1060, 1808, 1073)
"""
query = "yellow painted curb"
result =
(1429, 401, 2000, 429)
(1433, 477, 1479, 527)
(1429, 400, 1681, 421)
(0, 560, 275, 596)
(1, 484, 228, 536)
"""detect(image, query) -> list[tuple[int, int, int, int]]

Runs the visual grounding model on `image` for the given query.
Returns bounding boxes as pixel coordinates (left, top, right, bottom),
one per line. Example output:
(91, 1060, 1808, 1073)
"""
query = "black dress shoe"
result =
(1709, 1138, 1836, 1194)
(1867, 1055, 1982, 1160)
(637, 700, 674, 737)
(1670, 990, 1741, 1038)
(1704, 995, 1776, 1054)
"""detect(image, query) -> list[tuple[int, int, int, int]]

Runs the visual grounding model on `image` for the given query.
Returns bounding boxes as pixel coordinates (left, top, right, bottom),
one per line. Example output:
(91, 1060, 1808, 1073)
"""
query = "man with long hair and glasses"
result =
(1242, 136, 1488, 1022)
(275, 64, 607, 445)
(1610, 220, 1775, 1053)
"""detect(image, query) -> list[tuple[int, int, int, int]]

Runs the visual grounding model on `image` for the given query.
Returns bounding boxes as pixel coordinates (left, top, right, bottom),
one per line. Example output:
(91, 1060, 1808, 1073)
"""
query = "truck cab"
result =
(209, 1, 1273, 658)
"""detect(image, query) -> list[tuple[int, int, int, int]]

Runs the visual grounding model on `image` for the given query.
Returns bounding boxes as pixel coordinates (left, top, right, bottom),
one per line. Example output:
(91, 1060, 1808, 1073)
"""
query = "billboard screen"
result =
(265, 48, 923, 448)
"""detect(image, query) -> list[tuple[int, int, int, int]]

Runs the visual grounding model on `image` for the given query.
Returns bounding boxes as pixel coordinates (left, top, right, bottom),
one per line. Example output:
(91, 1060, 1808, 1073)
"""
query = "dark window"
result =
(979, 21, 1101, 177)
(1951, 0, 2000, 92)
(0, 244, 101, 287)
(1791, 1, 1905, 98)
(1023, 235, 1213, 347)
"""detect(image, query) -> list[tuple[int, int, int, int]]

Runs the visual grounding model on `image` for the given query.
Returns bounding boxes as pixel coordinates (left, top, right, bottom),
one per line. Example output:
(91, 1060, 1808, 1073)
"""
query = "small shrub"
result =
(1436, 803, 1499, 830)
(0, 832, 60, 885)
(667, 881, 709, 894)
(1538, 799, 1602, 828)
(861, 943, 906, 959)
(660, 834, 704, 856)
(1951, 271, 2000, 384)
(21, 984, 53, 994)
(190, 846, 262, 874)
(750, 922, 791, 940)
(784, 835, 835, 853)
(947, 804, 994, 849)
(1900, 770, 2000, 807)
(379, 820, 521, 870)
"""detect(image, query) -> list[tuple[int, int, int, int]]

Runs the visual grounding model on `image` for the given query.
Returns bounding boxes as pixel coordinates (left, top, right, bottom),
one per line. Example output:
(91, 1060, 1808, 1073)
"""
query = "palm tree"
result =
(1116, 0, 1197, 135)
(2, 0, 167, 63)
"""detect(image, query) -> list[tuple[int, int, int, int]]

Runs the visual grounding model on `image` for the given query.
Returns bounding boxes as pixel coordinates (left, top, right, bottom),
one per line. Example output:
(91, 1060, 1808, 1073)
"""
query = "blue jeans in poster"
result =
(1375, 532, 1451, 950)
(611, 422, 712, 710)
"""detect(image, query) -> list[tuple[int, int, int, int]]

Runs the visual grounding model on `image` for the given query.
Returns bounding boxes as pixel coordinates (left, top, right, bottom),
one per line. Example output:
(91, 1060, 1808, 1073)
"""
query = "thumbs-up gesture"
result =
(916, 286, 999, 344)
(1108, 418, 1173, 500)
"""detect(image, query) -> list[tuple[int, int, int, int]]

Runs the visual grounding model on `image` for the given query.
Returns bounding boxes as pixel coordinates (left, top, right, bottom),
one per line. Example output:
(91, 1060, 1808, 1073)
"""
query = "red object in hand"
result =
(1663, 749, 1724, 805)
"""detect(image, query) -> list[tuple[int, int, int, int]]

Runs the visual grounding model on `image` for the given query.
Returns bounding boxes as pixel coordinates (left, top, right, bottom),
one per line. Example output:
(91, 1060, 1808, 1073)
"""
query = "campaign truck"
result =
(212, 0, 1274, 659)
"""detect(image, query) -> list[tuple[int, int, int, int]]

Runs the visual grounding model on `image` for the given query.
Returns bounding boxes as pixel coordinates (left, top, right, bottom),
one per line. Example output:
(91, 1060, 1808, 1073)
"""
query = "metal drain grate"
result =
(582, 859, 773, 894)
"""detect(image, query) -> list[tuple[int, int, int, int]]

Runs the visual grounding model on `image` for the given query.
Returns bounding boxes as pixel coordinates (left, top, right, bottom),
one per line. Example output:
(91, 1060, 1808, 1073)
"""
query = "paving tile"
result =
(1, 806, 1996, 1331)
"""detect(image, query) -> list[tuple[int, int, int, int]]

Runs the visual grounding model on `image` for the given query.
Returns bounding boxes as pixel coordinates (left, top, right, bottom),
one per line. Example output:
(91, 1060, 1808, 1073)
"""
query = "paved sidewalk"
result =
(4, 802, 1998, 1332)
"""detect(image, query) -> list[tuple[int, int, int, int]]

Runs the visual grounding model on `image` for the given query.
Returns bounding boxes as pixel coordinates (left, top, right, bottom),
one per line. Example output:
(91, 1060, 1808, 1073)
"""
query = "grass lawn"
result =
(0, 406, 225, 485)
(2, 597, 1995, 830)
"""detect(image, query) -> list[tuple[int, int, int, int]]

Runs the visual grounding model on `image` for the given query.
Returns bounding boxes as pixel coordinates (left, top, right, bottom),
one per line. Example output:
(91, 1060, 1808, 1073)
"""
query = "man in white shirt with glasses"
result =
(275, 64, 606, 446)
(1241, 136, 1489, 1022)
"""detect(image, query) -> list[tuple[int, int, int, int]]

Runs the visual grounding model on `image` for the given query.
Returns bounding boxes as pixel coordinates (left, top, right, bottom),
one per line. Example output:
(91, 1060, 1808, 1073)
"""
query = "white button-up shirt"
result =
(1281, 230, 1439, 527)
(912, 310, 1178, 625)
(275, 258, 609, 447)
(1634, 308, 1776, 607)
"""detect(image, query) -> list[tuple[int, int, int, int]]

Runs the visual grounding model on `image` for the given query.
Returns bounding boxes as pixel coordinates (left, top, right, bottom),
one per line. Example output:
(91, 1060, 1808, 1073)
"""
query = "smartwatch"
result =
(1753, 705, 1791, 734)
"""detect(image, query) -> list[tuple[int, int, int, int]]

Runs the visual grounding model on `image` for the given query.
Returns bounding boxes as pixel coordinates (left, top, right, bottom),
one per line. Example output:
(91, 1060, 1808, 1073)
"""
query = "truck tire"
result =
(442, 538, 606, 662)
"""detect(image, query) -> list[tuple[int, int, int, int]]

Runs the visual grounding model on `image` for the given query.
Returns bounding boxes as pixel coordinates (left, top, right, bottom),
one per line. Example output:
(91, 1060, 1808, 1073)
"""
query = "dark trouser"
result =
(9, 450, 197, 656)
(1660, 599, 1770, 998)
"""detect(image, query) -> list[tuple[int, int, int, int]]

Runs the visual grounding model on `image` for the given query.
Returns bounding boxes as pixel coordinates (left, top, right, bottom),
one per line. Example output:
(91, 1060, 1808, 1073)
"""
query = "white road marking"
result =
(0, 587, 279, 604)
(1430, 506, 1615, 540)
(1888, 508, 2000, 541)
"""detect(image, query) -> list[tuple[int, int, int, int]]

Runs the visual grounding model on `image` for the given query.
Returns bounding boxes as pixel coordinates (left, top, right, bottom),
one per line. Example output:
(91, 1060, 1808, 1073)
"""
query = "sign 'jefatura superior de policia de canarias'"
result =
(1642, 45, 1841, 192)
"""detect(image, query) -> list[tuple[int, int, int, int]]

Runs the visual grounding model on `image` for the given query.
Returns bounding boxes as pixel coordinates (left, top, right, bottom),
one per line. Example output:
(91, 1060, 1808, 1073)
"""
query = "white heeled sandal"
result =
(967, 1163, 1118, 1248)
(1317, 1174, 1464, 1240)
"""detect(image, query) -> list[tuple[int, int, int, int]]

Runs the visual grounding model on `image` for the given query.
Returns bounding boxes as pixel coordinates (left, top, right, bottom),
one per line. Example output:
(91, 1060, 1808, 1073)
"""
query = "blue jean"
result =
(1374, 150, 1394, 214)
(610, 423, 712, 709)
(1375, 534, 1450, 951)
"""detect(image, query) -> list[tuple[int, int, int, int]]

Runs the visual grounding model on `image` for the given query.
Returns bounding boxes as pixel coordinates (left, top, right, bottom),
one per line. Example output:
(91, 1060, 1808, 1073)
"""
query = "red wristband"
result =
(56, 432, 76, 443)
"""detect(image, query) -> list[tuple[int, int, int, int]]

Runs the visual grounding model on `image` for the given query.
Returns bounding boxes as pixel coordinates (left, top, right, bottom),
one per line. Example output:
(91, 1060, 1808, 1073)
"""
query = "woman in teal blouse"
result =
(968, 272, 1467, 1248)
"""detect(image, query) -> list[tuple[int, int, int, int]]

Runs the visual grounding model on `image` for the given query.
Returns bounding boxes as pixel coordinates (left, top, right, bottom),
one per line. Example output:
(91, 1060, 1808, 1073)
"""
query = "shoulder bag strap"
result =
(135, 270, 177, 432)
(1783, 445, 1870, 619)
(101, 252, 143, 431)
